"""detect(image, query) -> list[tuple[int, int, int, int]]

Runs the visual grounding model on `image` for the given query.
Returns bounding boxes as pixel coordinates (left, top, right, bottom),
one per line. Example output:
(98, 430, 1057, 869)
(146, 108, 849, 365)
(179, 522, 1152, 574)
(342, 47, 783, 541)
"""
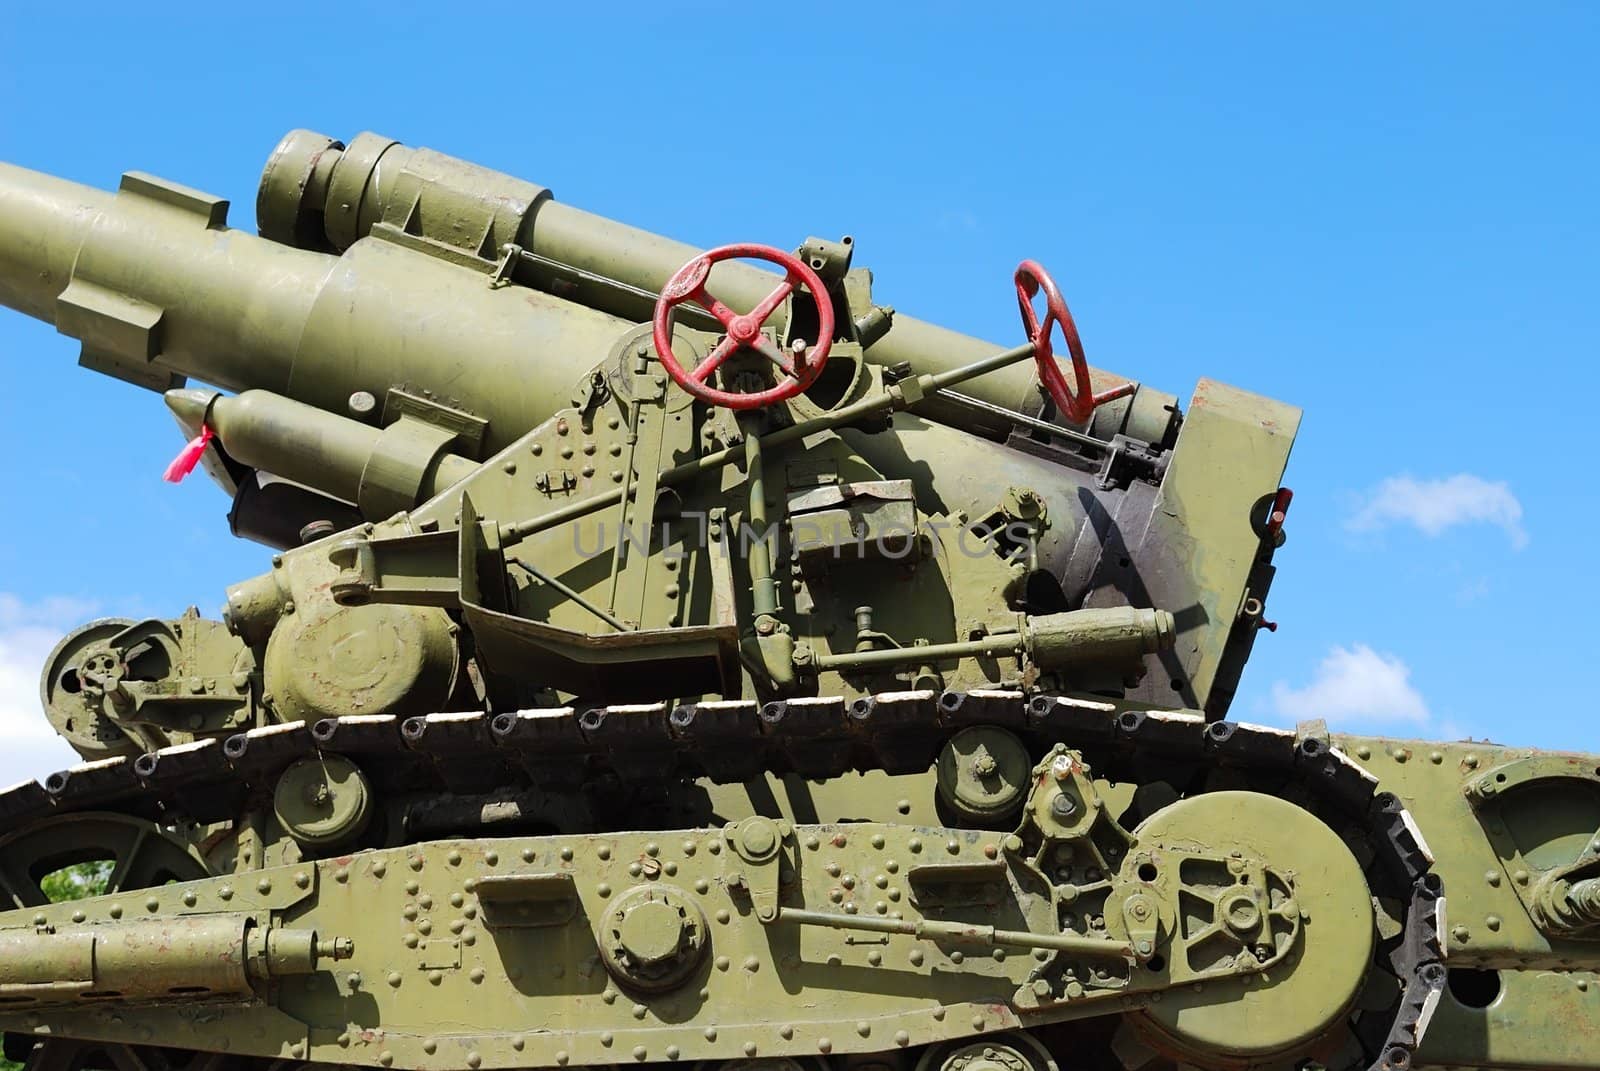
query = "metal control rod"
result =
(776, 907, 1134, 960)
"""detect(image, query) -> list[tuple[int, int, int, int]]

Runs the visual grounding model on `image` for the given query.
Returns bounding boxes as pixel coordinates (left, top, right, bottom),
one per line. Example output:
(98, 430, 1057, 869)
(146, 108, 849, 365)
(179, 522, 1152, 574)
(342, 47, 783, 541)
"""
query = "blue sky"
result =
(1, 4, 1596, 783)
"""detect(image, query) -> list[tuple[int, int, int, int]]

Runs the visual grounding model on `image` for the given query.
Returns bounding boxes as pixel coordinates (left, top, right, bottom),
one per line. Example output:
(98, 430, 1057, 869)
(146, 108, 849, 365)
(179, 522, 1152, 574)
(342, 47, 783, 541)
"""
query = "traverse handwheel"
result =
(1015, 259, 1134, 424)
(652, 243, 835, 410)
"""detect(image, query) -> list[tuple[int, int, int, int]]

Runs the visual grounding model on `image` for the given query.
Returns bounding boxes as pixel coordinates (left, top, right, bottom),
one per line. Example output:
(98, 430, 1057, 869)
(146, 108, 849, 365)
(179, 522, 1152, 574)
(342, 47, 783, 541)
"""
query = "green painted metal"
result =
(0, 129, 1596, 1071)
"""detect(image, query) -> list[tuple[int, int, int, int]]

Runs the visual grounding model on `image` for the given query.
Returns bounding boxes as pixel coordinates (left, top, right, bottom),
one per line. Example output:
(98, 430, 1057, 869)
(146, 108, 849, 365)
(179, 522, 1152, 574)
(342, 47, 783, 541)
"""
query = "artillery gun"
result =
(0, 130, 1594, 1071)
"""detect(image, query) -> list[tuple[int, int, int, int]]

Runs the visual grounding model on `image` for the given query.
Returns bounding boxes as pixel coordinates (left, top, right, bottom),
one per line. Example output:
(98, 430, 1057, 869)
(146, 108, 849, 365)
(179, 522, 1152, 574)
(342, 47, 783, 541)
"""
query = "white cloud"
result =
(1270, 644, 1430, 726)
(0, 594, 98, 786)
(1348, 474, 1527, 549)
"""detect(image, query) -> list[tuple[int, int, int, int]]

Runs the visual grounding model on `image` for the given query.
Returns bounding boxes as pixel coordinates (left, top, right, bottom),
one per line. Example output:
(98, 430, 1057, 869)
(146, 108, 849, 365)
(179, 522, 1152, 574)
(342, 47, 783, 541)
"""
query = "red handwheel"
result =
(652, 243, 835, 410)
(1014, 260, 1135, 424)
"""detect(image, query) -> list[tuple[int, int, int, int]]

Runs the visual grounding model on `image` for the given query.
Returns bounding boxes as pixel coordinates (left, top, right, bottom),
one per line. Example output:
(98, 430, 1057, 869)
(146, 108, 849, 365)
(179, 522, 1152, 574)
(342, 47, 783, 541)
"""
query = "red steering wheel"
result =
(1015, 260, 1135, 424)
(652, 243, 835, 410)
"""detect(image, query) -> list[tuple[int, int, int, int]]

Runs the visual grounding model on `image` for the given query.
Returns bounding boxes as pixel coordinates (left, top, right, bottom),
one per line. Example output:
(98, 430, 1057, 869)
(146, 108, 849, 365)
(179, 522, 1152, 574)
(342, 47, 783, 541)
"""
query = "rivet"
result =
(805, 835, 819, 850)
(602, 989, 618, 1004)
(404, 933, 419, 948)
(947, 838, 961, 854)
(598, 845, 612, 860)
(633, 1046, 648, 1061)
(428, 969, 443, 985)
(1515, 870, 1531, 885)
(951, 951, 965, 964)
(909, 838, 923, 853)
(556, 1052, 569, 1066)
(257, 878, 273, 894)
(512, 1036, 525, 1052)
(420, 894, 434, 909)
(632, 1003, 647, 1020)
(423, 1040, 437, 1056)
(598, 883, 612, 897)
(379, 1051, 393, 1066)
(181, 892, 196, 907)
(695, 879, 709, 894)
(780, 1026, 794, 1040)
(387, 971, 403, 987)
(1466, 754, 1480, 768)
(716, 956, 730, 971)
(744, 1042, 758, 1057)
(666, 1046, 681, 1061)
(522, 848, 536, 863)
(561, 847, 574, 861)
(705, 1027, 718, 1041)
(418, 920, 433, 936)
(856, 1021, 871, 1037)
(871, 834, 885, 849)
(373, 860, 387, 878)
(294, 871, 311, 889)
(406, 880, 420, 894)
(895, 1031, 911, 1046)
(1453, 925, 1472, 943)
(467, 1053, 481, 1069)
(896, 798, 911, 814)
(72, 909, 87, 923)
(601, 1032, 614, 1047)
(1356, 746, 1371, 760)
(972, 1014, 985, 1030)
(448, 850, 462, 866)
(1486, 871, 1502, 887)
(145, 897, 159, 912)
(875, 901, 888, 914)
(868, 951, 882, 966)
(109, 904, 124, 919)
(886, 859, 900, 873)
(628, 862, 642, 877)
(404, 905, 419, 921)
(1486, 915, 1502, 931)
(909, 949, 925, 966)
(818, 1038, 833, 1053)
(1430, 751, 1444, 764)
(744, 955, 760, 972)
(716, 909, 730, 924)
(410, 855, 425, 871)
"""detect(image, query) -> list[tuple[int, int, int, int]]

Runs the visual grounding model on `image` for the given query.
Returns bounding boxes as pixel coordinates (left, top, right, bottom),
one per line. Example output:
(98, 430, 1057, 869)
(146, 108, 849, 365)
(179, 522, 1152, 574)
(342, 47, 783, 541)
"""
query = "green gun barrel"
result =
(0, 160, 630, 455)
(0, 130, 1174, 457)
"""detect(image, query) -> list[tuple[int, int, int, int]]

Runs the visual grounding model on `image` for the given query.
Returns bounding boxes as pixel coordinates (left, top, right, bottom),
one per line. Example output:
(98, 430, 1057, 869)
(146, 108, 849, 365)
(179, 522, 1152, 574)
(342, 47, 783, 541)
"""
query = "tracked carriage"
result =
(0, 131, 1595, 1071)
